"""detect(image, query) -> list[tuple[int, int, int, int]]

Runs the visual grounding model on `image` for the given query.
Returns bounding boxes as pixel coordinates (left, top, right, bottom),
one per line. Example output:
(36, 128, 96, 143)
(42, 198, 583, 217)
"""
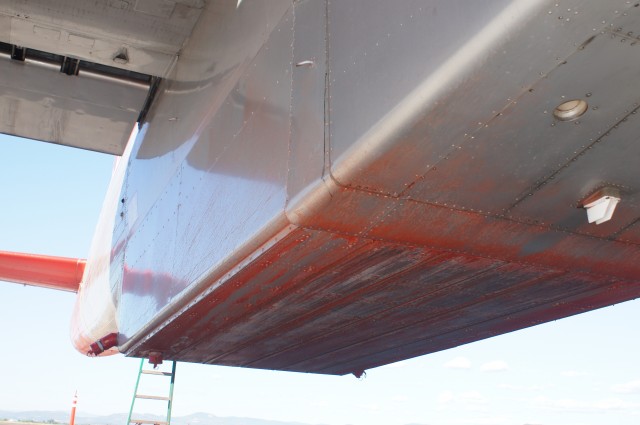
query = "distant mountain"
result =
(0, 411, 319, 425)
(0, 411, 69, 423)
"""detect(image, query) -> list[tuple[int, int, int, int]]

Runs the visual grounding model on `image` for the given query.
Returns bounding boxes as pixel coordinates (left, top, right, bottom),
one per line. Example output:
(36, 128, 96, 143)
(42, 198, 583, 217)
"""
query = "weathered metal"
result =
(29, 0, 637, 374)
(0, 44, 151, 155)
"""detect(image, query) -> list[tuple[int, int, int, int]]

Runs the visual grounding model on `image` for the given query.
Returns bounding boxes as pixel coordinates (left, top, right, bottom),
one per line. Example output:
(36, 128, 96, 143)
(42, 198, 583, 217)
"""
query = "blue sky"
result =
(0, 132, 639, 425)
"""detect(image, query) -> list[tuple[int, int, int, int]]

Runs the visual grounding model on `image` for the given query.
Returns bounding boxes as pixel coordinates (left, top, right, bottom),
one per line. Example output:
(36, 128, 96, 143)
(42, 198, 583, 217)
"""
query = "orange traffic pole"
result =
(69, 391, 78, 425)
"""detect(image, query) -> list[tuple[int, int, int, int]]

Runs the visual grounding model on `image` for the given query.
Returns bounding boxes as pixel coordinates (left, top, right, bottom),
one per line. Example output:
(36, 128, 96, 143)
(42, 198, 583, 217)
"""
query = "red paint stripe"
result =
(0, 250, 85, 292)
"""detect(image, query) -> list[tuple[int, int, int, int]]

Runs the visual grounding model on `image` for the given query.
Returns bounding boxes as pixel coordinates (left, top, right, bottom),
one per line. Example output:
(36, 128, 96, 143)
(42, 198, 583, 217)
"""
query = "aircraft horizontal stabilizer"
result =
(0, 250, 85, 292)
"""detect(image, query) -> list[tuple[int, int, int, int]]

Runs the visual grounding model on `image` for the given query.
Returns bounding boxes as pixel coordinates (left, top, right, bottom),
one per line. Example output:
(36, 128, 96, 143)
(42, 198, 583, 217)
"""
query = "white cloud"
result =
(357, 403, 380, 411)
(311, 399, 329, 407)
(533, 395, 640, 412)
(444, 356, 471, 369)
(436, 390, 486, 407)
(561, 370, 586, 377)
(459, 391, 487, 404)
(594, 398, 632, 410)
(437, 390, 454, 405)
(460, 416, 509, 425)
(391, 394, 408, 402)
(537, 396, 587, 410)
(480, 360, 509, 372)
(612, 379, 640, 394)
(498, 383, 544, 391)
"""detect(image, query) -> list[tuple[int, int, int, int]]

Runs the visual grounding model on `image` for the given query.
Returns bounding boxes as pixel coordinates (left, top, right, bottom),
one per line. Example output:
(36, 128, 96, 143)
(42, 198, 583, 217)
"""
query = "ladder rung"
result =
(129, 419, 168, 425)
(141, 370, 173, 376)
(135, 394, 170, 401)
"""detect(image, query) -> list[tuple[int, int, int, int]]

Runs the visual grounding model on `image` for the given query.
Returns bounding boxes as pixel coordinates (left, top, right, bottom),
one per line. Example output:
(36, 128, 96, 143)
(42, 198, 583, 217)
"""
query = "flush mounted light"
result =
(581, 187, 621, 225)
(553, 99, 588, 121)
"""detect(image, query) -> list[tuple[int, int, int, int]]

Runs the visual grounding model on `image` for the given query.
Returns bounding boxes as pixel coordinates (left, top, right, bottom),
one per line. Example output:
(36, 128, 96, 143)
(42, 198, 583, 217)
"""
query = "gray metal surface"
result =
(0, 0, 206, 154)
(328, 0, 632, 196)
(0, 0, 204, 77)
(0, 51, 149, 154)
(328, 0, 524, 179)
(510, 101, 640, 239)
(287, 0, 327, 202)
(325, 0, 640, 242)
(409, 33, 640, 217)
(60, 0, 640, 374)
(117, 0, 293, 344)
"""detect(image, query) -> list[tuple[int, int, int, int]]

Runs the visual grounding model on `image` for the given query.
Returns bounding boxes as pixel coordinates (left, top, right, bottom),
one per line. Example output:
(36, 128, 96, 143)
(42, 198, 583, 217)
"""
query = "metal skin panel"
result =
(125, 226, 632, 375)
(0, 53, 148, 154)
(409, 33, 640, 215)
(121, 0, 293, 242)
(0, 0, 204, 155)
(366, 196, 640, 280)
(118, 1, 293, 344)
(619, 221, 640, 245)
(71, 142, 133, 356)
(287, 0, 327, 201)
(327, 0, 519, 178)
(86, 0, 640, 376)
(509, 100, 640, 239)
(328, 0, 629, 195)
(0, 0, 204, 76)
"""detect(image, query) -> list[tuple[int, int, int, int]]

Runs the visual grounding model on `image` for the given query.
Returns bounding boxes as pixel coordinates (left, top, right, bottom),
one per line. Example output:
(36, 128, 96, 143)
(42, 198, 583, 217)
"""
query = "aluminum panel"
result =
(509, 100, 640, 238)
(125, 225, 639, 375)
(328, 0, 633, 196)
(288, 264, 556, 373)
(0, 0, 205, 76)
(118, 166, 183, 341)
(322, 277, 629, 375)
(237, 251, 501, 370)
(118, 1, 294, 346)
(618, 220, 640, 244)
(367, 196, 640, 280)
(176, 232, 375, 364)
(0, 53, 148, 154)
(328, 0, 516, 173)
(172, 0, 294, 286)
(107, 1, 640, 375)
(123, 0, 292, 234)
(408, 32, 640, 214)
(287, 0, 327, 201)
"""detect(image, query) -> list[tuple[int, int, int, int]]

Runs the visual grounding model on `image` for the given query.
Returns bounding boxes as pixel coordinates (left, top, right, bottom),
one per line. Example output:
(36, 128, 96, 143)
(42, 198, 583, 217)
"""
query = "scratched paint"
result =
(105, 0, 640, 376)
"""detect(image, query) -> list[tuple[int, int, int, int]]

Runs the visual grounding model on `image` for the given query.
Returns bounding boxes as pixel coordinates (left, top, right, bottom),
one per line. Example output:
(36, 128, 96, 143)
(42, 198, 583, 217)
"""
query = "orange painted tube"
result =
(69, 392, 78, 425)
(0, 250, 85, 292)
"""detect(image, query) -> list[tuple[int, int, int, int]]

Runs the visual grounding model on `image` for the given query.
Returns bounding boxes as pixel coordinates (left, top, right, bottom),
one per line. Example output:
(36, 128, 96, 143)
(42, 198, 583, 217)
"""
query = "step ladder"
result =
(127, 359, 177, 425)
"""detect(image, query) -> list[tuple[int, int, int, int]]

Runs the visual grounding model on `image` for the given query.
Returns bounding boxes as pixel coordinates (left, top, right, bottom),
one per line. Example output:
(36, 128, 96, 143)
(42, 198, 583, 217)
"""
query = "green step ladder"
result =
(127, 359, 177, 425)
